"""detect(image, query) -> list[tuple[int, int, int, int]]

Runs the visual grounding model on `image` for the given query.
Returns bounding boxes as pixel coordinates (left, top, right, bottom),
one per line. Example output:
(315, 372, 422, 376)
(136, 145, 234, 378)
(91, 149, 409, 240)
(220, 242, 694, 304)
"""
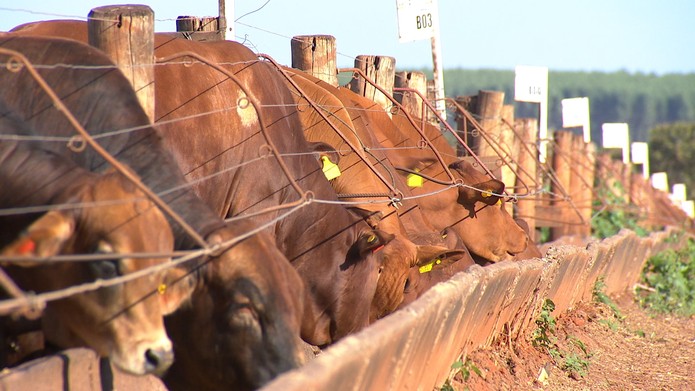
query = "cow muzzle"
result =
(112, 334, 174, 376)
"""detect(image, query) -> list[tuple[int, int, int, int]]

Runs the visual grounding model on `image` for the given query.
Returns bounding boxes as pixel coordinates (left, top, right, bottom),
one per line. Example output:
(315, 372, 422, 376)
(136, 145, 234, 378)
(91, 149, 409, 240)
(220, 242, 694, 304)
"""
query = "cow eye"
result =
(90, 241, 121, 278)
(228, 298, 260, 331)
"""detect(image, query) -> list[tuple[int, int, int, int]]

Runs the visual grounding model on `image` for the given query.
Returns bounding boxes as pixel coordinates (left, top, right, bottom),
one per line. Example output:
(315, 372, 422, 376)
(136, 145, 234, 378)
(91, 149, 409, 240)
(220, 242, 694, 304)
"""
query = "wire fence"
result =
(0, 7, 688, 321)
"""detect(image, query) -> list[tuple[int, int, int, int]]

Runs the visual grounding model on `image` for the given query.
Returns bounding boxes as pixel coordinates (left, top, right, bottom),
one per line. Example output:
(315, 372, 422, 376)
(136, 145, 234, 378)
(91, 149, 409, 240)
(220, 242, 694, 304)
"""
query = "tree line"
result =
(417, 68, 695, 145)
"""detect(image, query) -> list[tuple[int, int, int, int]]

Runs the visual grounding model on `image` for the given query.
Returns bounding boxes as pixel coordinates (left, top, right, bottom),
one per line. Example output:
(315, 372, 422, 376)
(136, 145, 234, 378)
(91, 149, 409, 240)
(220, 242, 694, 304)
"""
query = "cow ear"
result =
(158, 267, 196, 315)
(348, 207, 383, 229)
(414, 245, 470, 271)
(356, 230, 394, 256)
(1, 211, 75, 264)
(457, 179, 505, 208)
(306, 141, 340, 165)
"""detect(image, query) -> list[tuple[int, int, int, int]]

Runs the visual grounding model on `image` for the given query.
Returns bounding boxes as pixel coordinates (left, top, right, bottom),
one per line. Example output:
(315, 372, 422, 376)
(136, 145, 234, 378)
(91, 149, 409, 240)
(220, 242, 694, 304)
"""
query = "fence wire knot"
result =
(67, 135, 87, 152)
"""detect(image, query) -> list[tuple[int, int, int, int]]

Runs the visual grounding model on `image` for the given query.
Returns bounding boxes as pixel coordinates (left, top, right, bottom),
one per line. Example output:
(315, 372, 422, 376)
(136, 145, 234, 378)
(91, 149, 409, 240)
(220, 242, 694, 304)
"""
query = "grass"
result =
(636, 238, 695, 316)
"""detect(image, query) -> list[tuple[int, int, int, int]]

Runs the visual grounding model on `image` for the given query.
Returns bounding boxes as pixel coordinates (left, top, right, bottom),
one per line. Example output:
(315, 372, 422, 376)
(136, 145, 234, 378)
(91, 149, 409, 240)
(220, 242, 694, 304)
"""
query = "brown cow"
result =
(281, 69, 468, 321)
(0, 138, 184, 375)
(358, 99, 530, 262)
(151, 35, 399, 347)
(1, 33, 306, 390)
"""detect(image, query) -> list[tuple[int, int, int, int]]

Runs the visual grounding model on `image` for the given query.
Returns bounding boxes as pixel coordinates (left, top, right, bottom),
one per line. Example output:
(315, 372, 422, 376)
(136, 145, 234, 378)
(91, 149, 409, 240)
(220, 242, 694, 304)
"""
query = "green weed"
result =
(591, 181, 649, 239)
(592, 277, 624, 319)
(451, 357, 483, 382)
(531, 299, 557, 353)
(637, 238, 695, 316)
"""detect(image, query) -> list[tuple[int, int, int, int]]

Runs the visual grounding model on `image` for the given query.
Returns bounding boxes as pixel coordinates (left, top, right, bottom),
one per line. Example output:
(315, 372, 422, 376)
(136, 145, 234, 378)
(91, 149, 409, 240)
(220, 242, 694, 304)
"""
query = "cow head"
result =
(445, 160, 529, 262)
(163, 225, 306, 391)
(1, 172, 182, 376)
(400, 246, 475, 308)
(368, 238, 465, 323)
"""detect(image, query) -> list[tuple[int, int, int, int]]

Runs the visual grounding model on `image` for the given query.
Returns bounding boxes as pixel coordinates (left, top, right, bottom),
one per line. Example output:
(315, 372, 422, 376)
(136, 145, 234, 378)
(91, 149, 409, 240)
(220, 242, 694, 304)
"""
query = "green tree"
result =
(649, 122, 695, 200)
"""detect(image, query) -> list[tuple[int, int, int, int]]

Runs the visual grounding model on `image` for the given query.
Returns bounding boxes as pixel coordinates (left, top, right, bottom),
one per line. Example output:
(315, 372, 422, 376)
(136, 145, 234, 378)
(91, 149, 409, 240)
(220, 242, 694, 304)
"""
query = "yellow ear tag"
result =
(157, 283, 167, 295)
(496, 198, 503, 206)
(418, 258, 441, 274)
(367, 234, 377, 244)
(407, 169, 423, 188)
(321, 156, 341, 181)
(481, 189, 493, 198)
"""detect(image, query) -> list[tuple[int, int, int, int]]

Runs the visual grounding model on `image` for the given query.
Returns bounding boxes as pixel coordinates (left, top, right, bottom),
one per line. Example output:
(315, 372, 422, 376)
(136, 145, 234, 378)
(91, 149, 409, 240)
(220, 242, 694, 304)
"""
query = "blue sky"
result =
(2, 1, 693, 75)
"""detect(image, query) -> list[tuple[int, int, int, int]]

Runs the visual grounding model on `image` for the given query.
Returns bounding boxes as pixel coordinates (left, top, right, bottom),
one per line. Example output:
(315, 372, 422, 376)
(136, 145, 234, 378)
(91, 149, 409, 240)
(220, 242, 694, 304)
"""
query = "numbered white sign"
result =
(515, 65, 549, 161)
(514, 65, 548, 103)
(396, 0, 439, 43)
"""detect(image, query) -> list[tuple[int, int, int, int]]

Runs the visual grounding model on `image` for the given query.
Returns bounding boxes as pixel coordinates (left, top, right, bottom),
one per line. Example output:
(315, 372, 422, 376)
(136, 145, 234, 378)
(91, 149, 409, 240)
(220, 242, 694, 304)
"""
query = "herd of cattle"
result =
(0, 20, 542, 390)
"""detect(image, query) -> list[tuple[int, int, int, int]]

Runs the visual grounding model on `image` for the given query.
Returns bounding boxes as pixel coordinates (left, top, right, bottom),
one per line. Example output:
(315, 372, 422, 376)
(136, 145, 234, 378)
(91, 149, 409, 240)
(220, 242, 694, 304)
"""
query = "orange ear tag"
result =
(321, 156, 341, 181)
(17, 238, 36, 255)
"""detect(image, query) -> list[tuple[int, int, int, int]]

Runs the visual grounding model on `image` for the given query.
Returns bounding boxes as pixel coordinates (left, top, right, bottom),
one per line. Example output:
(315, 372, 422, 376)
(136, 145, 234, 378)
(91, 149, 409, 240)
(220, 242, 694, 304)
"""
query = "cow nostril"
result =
(145, 347, 173, 373)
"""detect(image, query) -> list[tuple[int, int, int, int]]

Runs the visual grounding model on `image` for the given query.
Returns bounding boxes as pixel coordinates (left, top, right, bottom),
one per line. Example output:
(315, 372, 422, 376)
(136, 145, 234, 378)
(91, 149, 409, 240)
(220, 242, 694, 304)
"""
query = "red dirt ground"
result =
(443, 293, 695, 390)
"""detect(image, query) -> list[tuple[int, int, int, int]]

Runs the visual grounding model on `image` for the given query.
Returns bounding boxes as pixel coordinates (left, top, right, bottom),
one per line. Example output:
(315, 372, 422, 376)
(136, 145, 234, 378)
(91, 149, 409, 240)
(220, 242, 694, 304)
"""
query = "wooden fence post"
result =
(571, 134, 595, 237)
(499, 104, 518, 206)
(394, 71, 427, 120)
(454, 95, 477, 157)
(550, 130, 573, 240)
(349, 55, 396, 114)
(426, 79, 438, 124)
(88, 5, 155, 122)
(514, 118, 538, 240)
(175, 16, 221, 41)
(475, 90, 504, 157)
(291, 35, 338, 87)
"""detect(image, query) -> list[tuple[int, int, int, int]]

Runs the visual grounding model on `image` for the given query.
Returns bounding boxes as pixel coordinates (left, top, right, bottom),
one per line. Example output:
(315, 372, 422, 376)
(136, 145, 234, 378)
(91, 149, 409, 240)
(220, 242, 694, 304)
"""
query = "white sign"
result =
(651, 172, 669, 192)
(682, 200, 694, 218)
(631, 141, 649, 178)
(602, 123, 630, 164)
(515, 65, 549, 162)
(514, 65, 548, 103)
(630, 142, 648, 164)
(396, 0, 439, 43)
(672, 183, 687, 202)
(562, 97, 591, 142)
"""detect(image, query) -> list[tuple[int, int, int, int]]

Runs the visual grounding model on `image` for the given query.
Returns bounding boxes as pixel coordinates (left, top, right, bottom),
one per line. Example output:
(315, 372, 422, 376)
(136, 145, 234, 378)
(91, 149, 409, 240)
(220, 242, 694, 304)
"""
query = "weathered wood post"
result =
(291, 35, 338, 87)
(426, 79, 438, 124)
(475, 90, 505, 157)
(454, 95, 477, 157)
(175, 16, 221, 41)
(550, 130, 573, 240)
(514, 118, 538, 240)
(571, 134, 595, 237)
(394, 71, 427, 120)
(499, 104, 518, 206)
(349, 55, 396, 114)
(88, 5, 155, 122)
(176, 16, 218, 33)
